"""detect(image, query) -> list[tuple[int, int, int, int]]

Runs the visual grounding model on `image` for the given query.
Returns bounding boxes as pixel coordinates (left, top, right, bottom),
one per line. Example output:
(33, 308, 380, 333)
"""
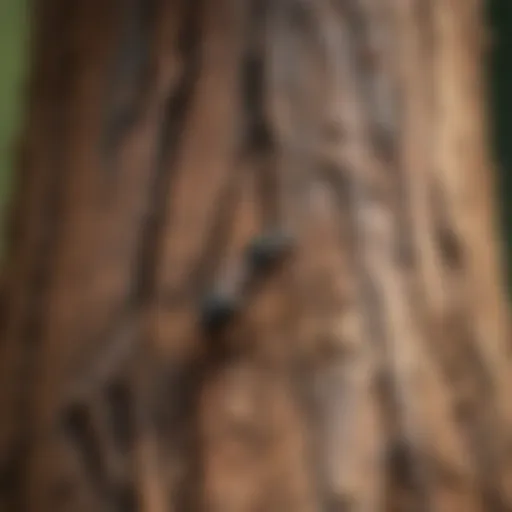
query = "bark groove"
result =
(0, 1, 510, 511)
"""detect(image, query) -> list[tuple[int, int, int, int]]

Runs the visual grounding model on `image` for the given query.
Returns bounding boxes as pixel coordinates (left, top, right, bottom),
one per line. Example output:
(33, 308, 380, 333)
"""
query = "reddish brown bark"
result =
(0, 1, 510, 511)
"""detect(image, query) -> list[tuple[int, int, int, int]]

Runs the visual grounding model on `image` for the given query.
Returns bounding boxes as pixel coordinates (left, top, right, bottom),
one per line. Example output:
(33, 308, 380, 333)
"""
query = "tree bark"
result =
(1, 1, 511, 511)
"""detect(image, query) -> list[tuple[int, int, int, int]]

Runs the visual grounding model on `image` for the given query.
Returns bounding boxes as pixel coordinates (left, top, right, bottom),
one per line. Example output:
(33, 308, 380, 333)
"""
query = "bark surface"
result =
(0, 1, 511, 511)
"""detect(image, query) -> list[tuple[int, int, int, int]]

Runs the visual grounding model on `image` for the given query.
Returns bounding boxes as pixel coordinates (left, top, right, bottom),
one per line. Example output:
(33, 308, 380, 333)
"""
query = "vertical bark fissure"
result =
(130, 3, 206, 510)
(2, 1, 511, 511)
(277, 3, 385, 508)
(131, 0, 203, 306)
(243, 0, 282, 230)
(100, 0, 156, 174)
(333, 1, 435, 509)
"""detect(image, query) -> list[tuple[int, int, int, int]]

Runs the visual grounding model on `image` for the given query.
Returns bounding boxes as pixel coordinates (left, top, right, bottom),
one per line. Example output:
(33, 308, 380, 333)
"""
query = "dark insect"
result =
(199, 290, 240, 334)
(199, 230, 294, 335)
(245, 230, 295, 275)
(198, 1, 297, 338)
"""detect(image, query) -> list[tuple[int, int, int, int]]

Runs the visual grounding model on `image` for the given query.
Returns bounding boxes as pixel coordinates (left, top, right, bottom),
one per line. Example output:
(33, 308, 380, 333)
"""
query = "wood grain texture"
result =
(0, 0, 510, 511)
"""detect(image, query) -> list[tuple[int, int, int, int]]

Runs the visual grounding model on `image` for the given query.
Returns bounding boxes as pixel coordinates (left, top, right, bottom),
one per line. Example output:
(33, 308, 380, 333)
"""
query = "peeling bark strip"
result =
(1, 0, 511, 511)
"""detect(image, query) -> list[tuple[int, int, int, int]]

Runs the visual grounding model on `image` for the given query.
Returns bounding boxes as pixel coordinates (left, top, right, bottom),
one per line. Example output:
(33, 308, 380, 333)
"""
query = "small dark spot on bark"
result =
(245, 230, 295, 275)
(437, 224, 463, 269)
(199, 290, 239, 334)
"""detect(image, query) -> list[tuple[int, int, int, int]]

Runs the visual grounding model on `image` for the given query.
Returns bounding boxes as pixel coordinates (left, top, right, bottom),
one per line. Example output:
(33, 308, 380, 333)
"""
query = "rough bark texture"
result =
(0, 0, 511, 511)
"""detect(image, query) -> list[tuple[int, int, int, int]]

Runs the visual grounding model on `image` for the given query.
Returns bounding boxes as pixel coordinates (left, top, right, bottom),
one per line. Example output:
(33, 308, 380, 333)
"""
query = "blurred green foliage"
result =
(0, 0, 28, 256)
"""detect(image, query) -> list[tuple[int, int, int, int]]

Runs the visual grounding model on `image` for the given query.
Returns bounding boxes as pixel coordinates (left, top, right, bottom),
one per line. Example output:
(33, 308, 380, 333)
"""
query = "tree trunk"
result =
(1, 1, 511, 511)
